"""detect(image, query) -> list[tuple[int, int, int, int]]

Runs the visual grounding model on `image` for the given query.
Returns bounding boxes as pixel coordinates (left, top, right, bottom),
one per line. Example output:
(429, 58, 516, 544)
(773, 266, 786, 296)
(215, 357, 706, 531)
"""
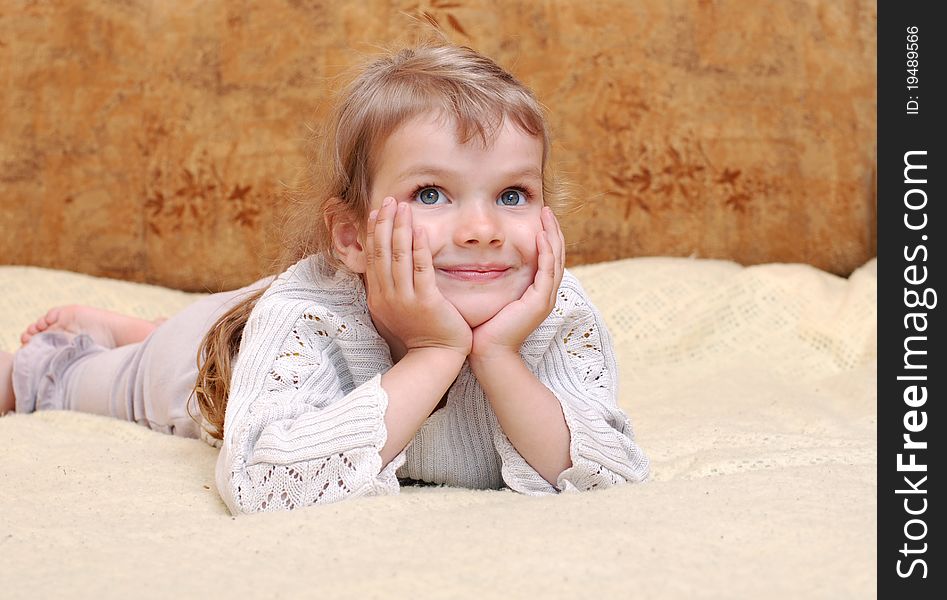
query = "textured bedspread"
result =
(0, 257, 877, 599)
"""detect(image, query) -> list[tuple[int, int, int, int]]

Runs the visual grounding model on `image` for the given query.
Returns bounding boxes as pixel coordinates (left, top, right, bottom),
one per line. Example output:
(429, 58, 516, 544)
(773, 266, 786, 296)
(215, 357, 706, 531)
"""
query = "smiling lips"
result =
(437, 264, 511, 282)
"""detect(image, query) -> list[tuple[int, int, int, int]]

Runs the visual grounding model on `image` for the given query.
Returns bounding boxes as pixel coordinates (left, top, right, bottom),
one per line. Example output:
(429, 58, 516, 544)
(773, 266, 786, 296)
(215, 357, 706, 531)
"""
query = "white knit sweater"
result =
(215, 254, 650, 514)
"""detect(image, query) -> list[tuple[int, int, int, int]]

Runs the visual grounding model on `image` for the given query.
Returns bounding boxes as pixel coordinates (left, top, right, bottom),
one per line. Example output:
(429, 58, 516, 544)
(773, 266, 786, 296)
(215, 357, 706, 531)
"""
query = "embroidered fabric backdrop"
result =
(0, 0, 876, 291)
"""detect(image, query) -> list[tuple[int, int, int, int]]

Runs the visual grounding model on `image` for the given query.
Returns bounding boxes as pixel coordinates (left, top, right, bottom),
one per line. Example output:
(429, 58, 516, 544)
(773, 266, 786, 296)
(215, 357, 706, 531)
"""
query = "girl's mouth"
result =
(437, 267, 511, 282)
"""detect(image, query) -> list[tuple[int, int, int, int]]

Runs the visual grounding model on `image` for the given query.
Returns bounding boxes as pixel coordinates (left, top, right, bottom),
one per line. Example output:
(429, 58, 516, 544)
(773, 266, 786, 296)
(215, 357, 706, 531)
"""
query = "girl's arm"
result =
(216, 294, 462, 515)
(214, 299, 391, 515)
(379, 347, 466, 467)
(479, 272, 651, 495)
(468, 351, 571, 486)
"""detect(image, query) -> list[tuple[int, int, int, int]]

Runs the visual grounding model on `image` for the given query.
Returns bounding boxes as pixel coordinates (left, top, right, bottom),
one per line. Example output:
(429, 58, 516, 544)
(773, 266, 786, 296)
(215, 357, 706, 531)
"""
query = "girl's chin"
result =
(450, 300, 505, 329)
(458, 307, 502, 329)
(441, 277, 534, 328)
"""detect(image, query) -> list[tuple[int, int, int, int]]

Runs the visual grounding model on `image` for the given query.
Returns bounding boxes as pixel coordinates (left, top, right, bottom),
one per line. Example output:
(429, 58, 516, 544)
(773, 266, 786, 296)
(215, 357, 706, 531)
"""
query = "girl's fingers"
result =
(541, 207, 564, 305)
(518, 231, 554, 309)
(390, 202, 414, 295)
(364, 207, 381, 296)
(370, 197, 396, 290)
(534, 230, 556, 301)
(412, 226, 437, 297)
(554, 212, 566, 272)
(543, 207, 565, 275)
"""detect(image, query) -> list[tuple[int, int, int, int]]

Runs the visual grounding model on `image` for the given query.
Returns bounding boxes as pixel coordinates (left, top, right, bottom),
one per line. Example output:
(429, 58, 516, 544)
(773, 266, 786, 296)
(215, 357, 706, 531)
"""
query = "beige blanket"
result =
(0, 257, 877, 599)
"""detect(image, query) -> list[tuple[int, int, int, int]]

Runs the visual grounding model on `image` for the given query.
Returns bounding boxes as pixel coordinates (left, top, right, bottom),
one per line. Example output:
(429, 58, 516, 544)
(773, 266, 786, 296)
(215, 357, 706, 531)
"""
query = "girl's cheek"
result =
(409, 212, 436, 244)
(510, 219, 539, 236)
(520, 222, 544, 252)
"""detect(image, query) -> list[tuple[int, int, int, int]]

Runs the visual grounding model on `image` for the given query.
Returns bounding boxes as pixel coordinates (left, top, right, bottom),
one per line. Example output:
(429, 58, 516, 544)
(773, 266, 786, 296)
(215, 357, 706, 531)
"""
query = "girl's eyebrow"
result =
(397, 164, 542, 183)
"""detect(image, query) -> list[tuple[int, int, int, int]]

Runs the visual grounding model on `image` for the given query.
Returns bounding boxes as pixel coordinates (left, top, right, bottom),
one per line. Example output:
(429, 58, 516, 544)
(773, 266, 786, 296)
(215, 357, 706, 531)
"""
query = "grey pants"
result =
(11, 275, 276, 439)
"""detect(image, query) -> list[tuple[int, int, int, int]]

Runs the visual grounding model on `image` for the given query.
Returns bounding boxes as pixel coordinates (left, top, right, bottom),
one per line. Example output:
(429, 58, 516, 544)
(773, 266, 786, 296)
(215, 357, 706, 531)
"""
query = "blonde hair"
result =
(192, 35, 569, 441)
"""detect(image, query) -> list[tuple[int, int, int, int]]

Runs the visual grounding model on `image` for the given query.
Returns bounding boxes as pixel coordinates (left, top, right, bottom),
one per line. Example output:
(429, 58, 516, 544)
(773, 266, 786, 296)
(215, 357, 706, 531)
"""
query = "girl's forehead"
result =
(375, 126, 541, 189)
(382, 113, 541, 162)
(367, 112, 544, 197)
(392, 110, 536, 149)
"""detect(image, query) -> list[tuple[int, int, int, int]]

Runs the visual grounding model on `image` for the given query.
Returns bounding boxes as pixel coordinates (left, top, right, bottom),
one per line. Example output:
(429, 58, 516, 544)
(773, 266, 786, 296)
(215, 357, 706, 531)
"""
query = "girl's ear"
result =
(325, 197, 367, 273)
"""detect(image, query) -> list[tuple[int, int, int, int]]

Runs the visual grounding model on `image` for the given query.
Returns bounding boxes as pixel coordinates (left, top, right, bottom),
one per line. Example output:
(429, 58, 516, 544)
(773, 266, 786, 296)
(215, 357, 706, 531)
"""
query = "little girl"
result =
(0, 40, 649, 514)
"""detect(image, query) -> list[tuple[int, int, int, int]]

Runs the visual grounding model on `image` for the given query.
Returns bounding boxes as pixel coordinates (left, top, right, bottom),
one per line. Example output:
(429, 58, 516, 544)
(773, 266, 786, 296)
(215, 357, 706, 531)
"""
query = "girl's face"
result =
(367, 112, 546, 327)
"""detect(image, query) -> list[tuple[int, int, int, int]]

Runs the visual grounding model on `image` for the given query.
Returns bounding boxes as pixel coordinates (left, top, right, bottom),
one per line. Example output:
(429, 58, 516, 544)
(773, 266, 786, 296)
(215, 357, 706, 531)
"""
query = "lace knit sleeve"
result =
(214, 297, 407, 515)
(494, 273, 650, 495)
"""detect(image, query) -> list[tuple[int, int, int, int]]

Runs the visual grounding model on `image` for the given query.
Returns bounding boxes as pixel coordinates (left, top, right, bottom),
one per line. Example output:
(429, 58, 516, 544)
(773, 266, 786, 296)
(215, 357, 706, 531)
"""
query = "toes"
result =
(46, 307, 62, 323)
(21, 326, 36, 343)
(40, 307, 63, 327)
(38, 308, 62, 331)
(21, 307, 65, 345)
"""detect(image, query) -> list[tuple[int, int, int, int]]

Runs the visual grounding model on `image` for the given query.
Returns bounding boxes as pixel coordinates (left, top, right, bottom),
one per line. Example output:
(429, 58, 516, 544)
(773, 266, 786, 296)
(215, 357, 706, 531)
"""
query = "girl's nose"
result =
(454, 203, 504, 247)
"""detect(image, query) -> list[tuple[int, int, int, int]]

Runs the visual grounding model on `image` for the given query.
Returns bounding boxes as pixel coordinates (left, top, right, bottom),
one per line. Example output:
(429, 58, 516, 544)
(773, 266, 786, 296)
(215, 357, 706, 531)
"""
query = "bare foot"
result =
(1, 351, 14, 415)
(19, 305, 167, 349)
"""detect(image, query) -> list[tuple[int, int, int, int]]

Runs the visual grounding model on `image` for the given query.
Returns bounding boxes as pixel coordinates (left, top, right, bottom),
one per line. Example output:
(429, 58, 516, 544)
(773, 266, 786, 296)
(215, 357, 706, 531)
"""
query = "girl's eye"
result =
(497, 189, 529, 207)
(412, 185, 447, 205)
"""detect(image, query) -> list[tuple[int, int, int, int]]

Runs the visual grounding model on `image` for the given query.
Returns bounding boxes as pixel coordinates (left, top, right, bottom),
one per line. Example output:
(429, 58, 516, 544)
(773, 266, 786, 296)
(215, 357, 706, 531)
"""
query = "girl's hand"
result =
(364, 197, 472, 359)
(470, 207, 565, 362)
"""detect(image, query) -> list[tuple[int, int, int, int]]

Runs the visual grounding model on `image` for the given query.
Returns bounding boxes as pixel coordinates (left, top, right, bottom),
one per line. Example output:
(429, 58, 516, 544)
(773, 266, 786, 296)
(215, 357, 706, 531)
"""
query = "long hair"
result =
(191, 34, 570, 441)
